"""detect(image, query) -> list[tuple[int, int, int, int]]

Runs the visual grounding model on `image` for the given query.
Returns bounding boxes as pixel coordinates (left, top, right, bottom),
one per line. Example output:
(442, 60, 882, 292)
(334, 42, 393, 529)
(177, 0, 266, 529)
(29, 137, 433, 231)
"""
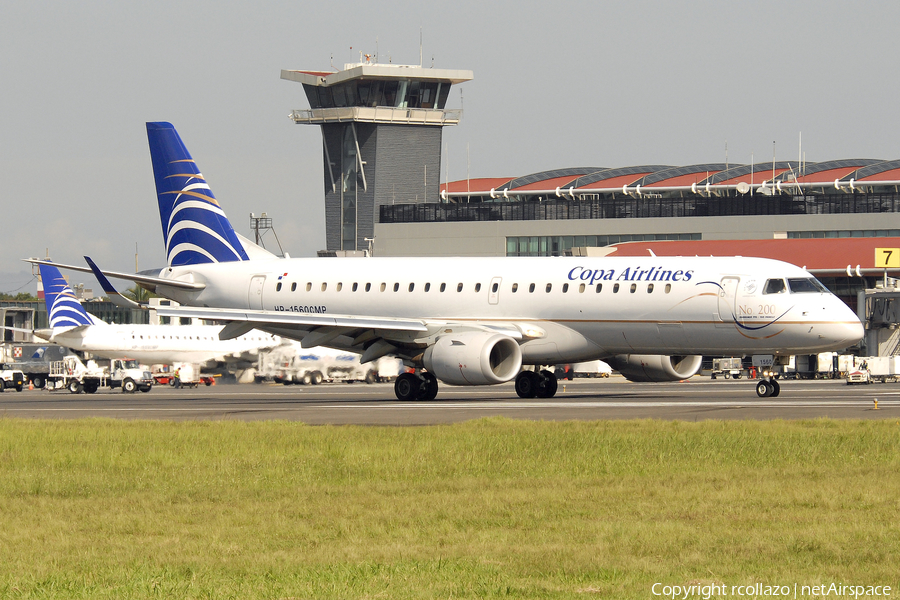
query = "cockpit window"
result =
(787, 277, 828, 293)
(764, 278, 786, 294)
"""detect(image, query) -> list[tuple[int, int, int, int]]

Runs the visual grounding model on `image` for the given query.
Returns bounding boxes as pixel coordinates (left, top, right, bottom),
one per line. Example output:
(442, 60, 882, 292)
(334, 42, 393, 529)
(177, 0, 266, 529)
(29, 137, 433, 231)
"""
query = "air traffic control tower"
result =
(281, 58, 472, 253)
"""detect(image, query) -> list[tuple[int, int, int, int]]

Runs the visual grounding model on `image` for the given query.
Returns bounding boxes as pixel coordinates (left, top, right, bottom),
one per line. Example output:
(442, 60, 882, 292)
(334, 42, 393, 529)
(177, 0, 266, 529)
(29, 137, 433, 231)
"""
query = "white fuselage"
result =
(48, 323, 278, 366)
(152, 255, 863, 363)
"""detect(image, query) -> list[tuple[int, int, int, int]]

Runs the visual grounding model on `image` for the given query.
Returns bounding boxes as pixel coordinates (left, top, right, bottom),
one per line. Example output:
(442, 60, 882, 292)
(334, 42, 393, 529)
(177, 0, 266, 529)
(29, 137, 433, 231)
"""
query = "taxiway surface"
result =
(0, 377, 895, 424)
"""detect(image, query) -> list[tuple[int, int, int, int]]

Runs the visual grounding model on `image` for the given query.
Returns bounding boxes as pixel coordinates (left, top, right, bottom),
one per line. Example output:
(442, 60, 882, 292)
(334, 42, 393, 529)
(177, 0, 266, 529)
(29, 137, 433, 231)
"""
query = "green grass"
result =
(0, 418, 898, 598)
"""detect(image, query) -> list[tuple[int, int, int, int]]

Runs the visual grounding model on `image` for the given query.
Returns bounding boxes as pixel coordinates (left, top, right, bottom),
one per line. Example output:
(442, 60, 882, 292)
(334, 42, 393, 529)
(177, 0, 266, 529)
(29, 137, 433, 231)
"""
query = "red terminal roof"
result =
(439, 178, 513, 194)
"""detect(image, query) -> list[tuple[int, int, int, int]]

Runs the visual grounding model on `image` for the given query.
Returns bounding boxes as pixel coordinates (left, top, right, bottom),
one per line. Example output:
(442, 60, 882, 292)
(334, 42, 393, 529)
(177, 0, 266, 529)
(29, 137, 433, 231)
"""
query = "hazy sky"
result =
(2, 0, 899, 293)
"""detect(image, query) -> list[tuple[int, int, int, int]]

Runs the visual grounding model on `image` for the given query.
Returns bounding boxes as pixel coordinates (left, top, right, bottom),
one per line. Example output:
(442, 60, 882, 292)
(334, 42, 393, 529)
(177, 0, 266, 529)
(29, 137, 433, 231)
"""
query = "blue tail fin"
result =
(146, 122, 249, 266)
(38, 263, 97, 327)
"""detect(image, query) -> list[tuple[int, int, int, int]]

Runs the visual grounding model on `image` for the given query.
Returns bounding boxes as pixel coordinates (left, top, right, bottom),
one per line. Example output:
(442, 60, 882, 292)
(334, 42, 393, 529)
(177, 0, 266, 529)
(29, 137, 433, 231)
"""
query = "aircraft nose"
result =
(826, 303, 864, 348)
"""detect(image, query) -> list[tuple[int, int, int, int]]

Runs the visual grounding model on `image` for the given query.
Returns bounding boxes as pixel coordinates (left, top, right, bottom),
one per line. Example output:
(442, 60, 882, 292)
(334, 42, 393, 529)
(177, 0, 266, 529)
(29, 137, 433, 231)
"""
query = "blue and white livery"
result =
(40, 263, 101, 328)
(147, 122, 249, 266)
(28, 123, 865, 400)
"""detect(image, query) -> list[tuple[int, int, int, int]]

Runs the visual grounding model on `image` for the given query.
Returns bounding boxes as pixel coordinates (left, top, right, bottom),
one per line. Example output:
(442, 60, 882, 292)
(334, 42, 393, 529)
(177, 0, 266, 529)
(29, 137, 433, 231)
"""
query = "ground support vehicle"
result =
(0, 343, 74, 389)
(255, 344, 401, 385)
(0, 363, 26, 392)
(48, 356, 153, 394)
(710, 357, 744, 380)
(846, 356, 900, 384)
(555, 360, 612, 380)
(153, 363, 214, 388)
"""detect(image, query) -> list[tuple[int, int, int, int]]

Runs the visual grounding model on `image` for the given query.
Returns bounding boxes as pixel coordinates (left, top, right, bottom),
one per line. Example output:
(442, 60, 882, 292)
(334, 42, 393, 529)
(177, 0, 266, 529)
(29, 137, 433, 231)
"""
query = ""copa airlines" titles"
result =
(568, 265, 695, 285)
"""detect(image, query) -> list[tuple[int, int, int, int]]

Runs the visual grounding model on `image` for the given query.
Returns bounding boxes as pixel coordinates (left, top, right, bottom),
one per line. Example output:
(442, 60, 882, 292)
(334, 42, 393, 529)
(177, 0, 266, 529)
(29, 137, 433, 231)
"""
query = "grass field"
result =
(0, 418, 898, 599)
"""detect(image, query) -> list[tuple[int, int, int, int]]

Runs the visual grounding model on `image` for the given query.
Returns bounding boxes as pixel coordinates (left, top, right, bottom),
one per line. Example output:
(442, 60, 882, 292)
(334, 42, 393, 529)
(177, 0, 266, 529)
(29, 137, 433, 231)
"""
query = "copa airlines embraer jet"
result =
(28, 122, 864, 400)
(35, 261, 280, 368)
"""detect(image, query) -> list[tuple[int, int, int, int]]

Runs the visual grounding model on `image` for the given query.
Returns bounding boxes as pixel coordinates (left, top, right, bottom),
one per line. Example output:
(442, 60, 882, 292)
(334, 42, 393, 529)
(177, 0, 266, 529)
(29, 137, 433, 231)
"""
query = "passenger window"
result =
(321, 283, 327, 292)
(647, 284, 654, 293)
(457, 283, 463, 292)
(529, 283, 535, 293)
(546, 284, 552, 293)
(306, 282, 312, 292)
(613, 283, 620, 293)
(440, 283, 446, 292)
(562, 283, 569, 293)
(408, 283, 415, 292)
(629, 283, 636, 293)
(276, 282, 282, 292)
(291, 282, 297, 292)
(393, 283, 399, 292)
(596, 283, 602, 293)
(380, 283, 386, 292)
(764, 279, 786, 294)
(424, 283, 431, 292)
(512, 283, 518, 293)
(475, 283, 481, 292)
(352, 283, 358, 292)
(492, 282, 499, 293)
(365, 283, 371, 292)
(336, 283, 342, 291)
(665, 284, 671, 293)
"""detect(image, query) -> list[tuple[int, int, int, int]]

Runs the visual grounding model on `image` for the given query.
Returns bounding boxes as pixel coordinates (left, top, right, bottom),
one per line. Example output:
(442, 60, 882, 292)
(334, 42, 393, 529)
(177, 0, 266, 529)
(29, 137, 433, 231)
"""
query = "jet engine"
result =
(609, 354, 703, 383)
(423, 331, 523, 386)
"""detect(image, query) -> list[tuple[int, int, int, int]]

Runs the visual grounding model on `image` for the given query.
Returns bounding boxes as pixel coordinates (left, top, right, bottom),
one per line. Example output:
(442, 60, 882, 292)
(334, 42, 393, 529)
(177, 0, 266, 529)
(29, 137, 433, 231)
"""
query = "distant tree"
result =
(0, 292, 39, 302)
(123, 285, 154, 304)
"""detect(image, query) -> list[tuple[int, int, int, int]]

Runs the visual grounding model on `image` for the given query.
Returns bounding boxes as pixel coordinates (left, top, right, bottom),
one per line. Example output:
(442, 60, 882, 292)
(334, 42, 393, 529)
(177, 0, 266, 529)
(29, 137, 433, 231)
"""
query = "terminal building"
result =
(281, 57, 900, 358)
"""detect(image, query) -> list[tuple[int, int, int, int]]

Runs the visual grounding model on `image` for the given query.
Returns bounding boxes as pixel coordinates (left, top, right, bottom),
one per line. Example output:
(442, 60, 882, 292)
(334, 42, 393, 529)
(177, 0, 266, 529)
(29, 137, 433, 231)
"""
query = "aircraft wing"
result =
(22, 258, 204, 291)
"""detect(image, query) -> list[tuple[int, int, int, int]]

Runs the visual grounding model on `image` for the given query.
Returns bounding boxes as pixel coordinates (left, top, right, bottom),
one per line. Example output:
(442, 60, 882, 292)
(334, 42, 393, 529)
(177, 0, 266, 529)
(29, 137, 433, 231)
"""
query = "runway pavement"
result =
(1, 376, 896, 424)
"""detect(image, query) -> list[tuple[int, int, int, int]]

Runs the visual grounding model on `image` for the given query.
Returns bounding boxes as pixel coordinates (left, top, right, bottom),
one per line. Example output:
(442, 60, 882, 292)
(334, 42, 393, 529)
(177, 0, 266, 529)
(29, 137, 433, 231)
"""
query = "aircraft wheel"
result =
(418, 372, 439, 400)
(515, 371, 538, 398)
(536, 369, 558, 398)
(755, 380, 772, 398)
(394, 373, 420, 401)
(770, 379, 780, 397)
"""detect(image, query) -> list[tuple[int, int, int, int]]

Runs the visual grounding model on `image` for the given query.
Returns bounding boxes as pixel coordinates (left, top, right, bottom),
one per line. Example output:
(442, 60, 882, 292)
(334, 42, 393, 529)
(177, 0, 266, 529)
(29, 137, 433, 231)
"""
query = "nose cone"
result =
(824, 301, 864, 350)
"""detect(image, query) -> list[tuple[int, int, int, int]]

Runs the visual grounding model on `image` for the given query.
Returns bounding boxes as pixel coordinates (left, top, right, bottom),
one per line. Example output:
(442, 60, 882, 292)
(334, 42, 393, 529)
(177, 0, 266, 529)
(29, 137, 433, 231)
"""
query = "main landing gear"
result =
(394, 371, 439, 401)
(514, 369, 558, 399)
(755, 378, 780, 398)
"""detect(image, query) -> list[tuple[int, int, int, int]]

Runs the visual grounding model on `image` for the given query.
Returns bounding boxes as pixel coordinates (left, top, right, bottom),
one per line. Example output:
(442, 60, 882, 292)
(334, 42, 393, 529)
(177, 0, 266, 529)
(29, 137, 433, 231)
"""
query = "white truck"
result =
(846, 356, 900, 384)
(0, 363, 26, 392)
(256, 343, 401, 385)
(48, 356, 154, 394)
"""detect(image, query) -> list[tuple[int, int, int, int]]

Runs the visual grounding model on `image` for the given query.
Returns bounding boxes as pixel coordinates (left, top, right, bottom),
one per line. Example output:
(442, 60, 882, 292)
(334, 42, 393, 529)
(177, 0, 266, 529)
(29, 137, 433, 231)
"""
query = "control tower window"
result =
(316, 87, 334, 109)
(332, 84, 349, 107)
(383, 81, 399, 106)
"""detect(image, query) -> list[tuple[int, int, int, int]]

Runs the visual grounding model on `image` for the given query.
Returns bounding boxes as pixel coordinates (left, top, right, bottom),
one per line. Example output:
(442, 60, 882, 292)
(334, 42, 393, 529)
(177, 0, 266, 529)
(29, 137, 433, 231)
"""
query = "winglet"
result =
(146, 122, 249, 266)
(84, 256, 145, 310)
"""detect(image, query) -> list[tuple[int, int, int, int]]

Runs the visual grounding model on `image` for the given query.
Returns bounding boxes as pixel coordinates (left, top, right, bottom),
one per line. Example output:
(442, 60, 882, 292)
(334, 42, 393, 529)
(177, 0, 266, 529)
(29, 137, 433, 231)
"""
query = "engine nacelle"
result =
(609, 354, 703, 383)
(423, 331, 522, 386)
